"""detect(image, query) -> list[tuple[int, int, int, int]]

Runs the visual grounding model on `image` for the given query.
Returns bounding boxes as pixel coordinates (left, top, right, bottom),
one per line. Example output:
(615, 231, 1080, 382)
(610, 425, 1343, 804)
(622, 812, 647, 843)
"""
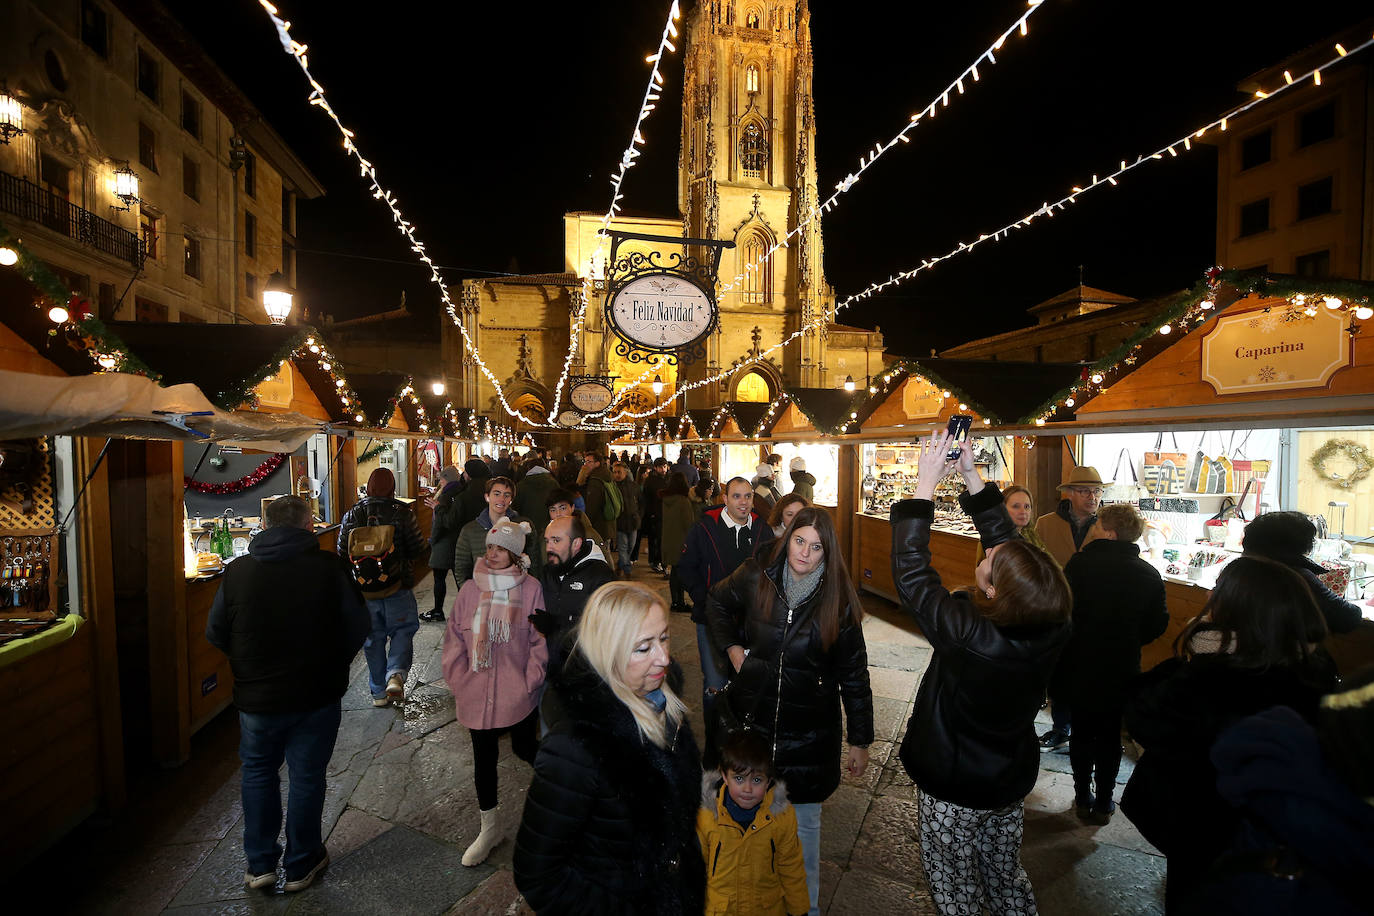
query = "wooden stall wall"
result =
(855, 513, 978, 603)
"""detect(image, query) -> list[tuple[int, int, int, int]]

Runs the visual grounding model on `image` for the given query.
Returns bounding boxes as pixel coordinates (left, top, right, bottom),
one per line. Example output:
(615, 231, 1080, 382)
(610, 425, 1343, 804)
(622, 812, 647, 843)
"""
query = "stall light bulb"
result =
(320, 361, 331, 371)
(1065, 397, 1075, 407)
(1035, 418, 1046, 427)
(48, 305, 69, 323)
(355, 414, 364, 422)
(959, 403, 969, 411)
(1304, 307, 1317, 317)
(982, 418, 991, 426)
(1354, 305, 1374, 320)
(0, 246, 18, 267)
(942, 390, 951, 399)
(1090, 373, 1104, 384)
(1324, 296, 1343, 310)
(1200, 299, 1215, 310)
(335, 379, 345, 387)
(1159, 324, 1172, 335)
(309, 344, 320, 353)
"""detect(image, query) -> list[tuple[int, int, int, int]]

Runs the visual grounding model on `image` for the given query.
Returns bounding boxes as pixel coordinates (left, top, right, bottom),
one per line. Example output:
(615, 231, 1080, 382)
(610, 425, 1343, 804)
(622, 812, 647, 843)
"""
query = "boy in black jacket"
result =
(1057, 503, 1168, 823)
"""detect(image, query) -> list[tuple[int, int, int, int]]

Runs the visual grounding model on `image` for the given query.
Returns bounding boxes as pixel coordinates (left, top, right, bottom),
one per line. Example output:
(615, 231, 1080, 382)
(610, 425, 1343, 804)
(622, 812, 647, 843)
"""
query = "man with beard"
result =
(535, 514, 615, 649)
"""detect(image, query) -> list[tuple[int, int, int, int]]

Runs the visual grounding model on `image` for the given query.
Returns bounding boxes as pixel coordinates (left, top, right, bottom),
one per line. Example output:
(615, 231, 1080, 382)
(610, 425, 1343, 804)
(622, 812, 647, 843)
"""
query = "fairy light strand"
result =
(552, 1, 683, 423)
(601, 33, 1374, 422)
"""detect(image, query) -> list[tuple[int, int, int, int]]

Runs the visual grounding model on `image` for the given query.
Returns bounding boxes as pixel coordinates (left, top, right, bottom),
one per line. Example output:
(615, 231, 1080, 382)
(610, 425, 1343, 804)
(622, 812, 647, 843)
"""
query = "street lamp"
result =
(262, 271, 294, 325)
(0, 245, 17, 267)
(843, 374, 856, 393)
(651, 374, 664, 415)
(112, 162, 140, 212)
(431, 381, 445, 396)
(0, 81, 25, 145)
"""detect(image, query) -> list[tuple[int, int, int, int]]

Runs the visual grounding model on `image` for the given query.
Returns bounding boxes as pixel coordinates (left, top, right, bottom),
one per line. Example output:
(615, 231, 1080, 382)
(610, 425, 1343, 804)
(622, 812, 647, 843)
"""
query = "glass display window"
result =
(859, 438, 1011, 536)
(766, 442, 840, 506)
(720, 444, 763, 487)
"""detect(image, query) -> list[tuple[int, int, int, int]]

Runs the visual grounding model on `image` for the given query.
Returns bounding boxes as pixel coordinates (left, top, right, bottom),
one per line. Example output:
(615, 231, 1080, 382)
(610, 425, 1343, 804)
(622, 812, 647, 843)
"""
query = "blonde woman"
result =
(514, 581, 705, 914)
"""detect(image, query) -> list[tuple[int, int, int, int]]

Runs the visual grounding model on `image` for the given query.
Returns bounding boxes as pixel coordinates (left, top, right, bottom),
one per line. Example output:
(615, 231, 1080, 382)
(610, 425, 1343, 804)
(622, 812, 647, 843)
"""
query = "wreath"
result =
(185, 454, 288, 494)
(1309, 439, 1374, 491)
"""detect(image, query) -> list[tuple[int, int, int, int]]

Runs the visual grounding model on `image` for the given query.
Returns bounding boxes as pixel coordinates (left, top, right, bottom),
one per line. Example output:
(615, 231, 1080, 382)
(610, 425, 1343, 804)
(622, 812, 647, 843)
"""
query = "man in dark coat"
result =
(511, 459, 558, 536)
(641, 457, 669, 573)
(207, 496, 369, 894)
(1056, 504, 1168, 822)
(672, 447, 700, 487)
(535, 514, 614, 648)
(420, 464, 463, 623)
(581, 452, 617, 546)
(611, 460, 642, 578)
(677, 477, 772, 705)
(453, 457, 492, 529)
(337, 468, 427, 706)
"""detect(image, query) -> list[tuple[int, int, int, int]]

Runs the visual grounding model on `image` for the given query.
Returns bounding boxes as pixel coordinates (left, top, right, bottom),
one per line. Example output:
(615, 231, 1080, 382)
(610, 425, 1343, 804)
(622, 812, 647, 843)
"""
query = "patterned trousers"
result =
(918, 791, 1038, 916)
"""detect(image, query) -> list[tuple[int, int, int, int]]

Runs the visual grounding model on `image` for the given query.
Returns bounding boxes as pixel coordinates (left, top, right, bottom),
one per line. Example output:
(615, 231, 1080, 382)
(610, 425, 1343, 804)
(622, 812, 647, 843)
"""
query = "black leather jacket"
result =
(705, 553, 874, 804)
(890, 484, 1072, 810)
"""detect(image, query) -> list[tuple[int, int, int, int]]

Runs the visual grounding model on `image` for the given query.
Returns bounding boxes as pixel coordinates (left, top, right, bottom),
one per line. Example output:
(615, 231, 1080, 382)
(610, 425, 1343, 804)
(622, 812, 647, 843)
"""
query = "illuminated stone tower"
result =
(680, 0, 832, 402)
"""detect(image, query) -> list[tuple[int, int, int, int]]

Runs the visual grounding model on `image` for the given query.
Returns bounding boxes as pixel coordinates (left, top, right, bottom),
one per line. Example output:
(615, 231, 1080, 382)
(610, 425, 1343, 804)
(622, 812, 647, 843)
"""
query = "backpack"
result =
(346, 505, 404, 599)
(601, 477, 623, 522)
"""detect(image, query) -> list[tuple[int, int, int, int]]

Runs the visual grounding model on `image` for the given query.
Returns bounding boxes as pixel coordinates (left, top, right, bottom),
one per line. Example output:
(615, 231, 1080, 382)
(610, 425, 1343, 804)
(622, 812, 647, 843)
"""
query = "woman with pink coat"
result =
(442, 518, 548, 867)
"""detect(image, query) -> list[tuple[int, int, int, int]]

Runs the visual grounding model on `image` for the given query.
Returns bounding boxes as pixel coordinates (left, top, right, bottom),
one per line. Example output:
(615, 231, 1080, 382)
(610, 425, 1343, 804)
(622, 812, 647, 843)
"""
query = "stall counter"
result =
(854, 513, 980, 604)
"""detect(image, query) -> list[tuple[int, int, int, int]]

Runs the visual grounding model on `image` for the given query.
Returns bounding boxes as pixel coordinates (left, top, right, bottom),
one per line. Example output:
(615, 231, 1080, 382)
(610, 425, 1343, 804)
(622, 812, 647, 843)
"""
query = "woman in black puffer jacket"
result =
(890, 431, 1073, 916)
(706, 506, 874, 916)
(513, 581, 704, 915)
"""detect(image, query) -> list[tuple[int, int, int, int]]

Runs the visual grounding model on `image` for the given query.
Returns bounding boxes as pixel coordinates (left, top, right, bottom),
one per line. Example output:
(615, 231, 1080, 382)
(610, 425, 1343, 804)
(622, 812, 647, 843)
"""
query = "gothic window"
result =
(736, 371, 771, 402)
(746, 10, 761, 29)
(740, 231, 772, 305)
(745, 64, 759, 94)
(740, 120, 767, 179)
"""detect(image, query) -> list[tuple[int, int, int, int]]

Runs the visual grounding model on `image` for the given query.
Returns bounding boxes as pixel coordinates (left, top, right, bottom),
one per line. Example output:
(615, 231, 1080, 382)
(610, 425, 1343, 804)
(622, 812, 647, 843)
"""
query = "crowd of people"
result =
(204, 437, 1373, 914)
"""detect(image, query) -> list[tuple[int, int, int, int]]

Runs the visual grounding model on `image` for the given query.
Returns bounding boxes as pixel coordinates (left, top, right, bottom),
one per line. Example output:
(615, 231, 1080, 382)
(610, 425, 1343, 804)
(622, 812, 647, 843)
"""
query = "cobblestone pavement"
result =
(49, 559, 1165, 915)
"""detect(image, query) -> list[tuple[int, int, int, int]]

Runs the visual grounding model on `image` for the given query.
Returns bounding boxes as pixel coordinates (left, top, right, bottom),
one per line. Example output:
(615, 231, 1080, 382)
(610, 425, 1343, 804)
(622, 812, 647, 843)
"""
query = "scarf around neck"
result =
(783, 558, 826, 610)
(471, 558, 527, 672)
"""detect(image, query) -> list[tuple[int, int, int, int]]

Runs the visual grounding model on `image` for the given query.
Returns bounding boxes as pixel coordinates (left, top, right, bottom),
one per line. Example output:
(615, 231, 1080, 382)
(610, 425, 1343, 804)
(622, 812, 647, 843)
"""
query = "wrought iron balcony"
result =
(0, 169, 144, 267)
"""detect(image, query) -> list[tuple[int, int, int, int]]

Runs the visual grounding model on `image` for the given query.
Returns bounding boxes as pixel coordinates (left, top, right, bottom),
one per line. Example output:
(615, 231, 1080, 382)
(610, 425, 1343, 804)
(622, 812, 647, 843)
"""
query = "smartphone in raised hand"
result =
(946, 414, 973, 460)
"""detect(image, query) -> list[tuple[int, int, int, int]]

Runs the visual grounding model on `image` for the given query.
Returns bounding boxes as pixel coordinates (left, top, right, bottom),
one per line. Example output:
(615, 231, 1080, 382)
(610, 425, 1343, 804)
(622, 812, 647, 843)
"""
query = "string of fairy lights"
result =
(549, 1, 684, 423)
(594, 31, 1374, 423)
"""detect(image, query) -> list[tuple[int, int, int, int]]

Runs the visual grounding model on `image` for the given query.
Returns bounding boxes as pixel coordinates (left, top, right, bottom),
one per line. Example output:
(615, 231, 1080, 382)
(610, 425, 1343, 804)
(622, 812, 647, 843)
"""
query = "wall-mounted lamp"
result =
(0, 81, 25, 145)
(112, 162, 140, 211)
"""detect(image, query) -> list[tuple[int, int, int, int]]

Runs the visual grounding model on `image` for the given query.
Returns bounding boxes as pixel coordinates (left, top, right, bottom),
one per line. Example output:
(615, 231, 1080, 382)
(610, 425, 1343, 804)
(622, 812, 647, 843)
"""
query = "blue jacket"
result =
(676, 505, 772, 625)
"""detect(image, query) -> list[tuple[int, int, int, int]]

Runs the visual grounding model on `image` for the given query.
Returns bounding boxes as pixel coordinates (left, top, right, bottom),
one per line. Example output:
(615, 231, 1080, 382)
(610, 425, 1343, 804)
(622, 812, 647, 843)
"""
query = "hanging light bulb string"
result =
(550, 0, 684, 422)
(601, 32, 1374, 422)
(713, 0, 1049, 299)
(833, 34, 1374, 315)
(258, 0, 548, 426)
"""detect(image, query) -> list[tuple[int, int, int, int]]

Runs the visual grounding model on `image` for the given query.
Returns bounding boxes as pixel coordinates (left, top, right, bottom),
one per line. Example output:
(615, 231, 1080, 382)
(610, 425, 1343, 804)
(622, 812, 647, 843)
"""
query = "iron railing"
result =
(0, 170, 144, 267)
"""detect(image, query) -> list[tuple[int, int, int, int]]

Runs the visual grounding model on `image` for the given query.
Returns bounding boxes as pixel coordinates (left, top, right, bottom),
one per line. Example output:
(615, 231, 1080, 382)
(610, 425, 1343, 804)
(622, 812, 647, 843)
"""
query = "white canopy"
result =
(0, 369, 326, 452)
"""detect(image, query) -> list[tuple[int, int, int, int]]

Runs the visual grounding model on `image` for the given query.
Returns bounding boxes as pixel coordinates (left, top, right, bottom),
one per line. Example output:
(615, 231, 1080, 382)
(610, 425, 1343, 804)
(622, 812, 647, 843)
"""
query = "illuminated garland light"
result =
(555, 1, 683, 425)
(258, 1, 552, 428)
(833, 35, 1374, 319)
(713, 1, 1049, 300)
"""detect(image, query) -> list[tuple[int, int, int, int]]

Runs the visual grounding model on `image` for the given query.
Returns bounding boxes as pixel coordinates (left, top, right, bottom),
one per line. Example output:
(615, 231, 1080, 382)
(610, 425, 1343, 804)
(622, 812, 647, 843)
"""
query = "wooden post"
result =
(1025, 438, 1063, 522)
(335, 435, 358, 524)
(80, 436, 125, 810)
(145, 441, 190, 765)
(836, 443, 858, 577)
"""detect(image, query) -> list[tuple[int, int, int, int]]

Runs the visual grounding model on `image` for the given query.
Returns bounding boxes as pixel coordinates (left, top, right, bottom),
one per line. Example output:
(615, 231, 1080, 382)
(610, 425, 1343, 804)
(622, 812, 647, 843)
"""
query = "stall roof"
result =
(709, 401, 771, 439)
(766, 388, 864, 437)
(681, 409, 715, 439)
(901, 358, 1086, 425)
(0, 368, 325, 451)
(349, 372, 414, 430)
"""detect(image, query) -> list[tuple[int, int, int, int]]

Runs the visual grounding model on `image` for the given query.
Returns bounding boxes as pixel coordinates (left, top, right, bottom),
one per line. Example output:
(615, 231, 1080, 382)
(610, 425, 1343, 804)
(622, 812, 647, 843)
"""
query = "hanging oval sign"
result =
(607, 272, 717, 352)
(556, 409, 584, 428)
(570, 381, 614, 413)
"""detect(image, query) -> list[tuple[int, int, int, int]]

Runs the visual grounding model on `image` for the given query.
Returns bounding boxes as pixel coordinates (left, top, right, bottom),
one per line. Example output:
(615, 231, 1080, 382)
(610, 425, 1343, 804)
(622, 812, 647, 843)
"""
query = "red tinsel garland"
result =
(185, 453, 288, 494)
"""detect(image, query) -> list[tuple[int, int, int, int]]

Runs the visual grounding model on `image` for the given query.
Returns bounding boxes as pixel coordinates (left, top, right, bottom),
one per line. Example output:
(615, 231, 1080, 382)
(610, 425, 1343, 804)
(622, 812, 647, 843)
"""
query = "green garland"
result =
(1309, 438, 1373, 491)
(356, 442, 388, 464)
(211, 325, 316, 411)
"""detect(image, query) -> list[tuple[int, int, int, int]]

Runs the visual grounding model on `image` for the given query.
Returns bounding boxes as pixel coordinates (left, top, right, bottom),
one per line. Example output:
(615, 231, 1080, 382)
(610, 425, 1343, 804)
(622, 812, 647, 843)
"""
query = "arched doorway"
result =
(734, 370, 772, 402)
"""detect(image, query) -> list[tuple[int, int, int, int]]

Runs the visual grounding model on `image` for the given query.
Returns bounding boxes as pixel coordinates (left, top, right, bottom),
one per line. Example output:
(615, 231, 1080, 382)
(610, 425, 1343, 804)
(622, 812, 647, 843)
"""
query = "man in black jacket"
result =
(337, 468, 427, 706)
(641, 457, 669, 572)
(536, 514, 614, 647)
(207, 496, 369, 894)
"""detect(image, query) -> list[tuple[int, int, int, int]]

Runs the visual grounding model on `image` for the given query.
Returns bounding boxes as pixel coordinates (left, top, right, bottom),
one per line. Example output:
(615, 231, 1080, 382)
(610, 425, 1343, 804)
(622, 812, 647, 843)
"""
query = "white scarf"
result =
(470, 558, 526, 672)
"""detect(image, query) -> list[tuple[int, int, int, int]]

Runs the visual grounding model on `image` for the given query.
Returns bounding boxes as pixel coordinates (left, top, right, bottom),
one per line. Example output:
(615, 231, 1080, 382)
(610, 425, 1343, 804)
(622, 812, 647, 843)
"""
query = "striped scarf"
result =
(470, 558, 526, 672)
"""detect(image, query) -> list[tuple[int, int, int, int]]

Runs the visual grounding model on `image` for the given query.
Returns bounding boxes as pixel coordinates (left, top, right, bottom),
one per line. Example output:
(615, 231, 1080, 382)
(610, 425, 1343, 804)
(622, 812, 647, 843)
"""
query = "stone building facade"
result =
(0, 0, 322, 327)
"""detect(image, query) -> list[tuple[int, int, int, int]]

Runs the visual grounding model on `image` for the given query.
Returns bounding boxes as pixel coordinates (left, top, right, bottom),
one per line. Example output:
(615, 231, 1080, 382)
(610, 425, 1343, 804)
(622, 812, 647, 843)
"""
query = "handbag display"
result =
(1143, 433, 1188, 496)
(1103, 449, 1148, 504)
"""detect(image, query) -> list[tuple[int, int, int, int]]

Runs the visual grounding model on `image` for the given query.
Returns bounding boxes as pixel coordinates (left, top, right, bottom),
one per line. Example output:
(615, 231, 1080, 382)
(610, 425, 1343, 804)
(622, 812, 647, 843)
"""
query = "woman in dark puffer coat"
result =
(513, 581, 704, 915)
(706, 506, 873, 916)
(889, 431, 1073, 916)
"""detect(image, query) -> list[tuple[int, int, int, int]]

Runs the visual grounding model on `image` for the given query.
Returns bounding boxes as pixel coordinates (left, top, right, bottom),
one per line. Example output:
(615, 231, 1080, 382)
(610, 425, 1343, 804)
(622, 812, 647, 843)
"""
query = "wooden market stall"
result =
(1023, 275, 1374, 673)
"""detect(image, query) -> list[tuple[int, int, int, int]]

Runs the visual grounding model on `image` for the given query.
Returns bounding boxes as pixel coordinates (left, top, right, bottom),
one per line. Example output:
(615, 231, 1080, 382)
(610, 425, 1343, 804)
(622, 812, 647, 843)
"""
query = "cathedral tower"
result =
(680, 0, 832, 401)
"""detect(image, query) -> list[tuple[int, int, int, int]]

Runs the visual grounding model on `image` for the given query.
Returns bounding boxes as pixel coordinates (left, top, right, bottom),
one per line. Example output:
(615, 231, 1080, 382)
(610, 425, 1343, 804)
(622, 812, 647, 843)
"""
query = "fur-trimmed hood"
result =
(700, 771, 792, 817)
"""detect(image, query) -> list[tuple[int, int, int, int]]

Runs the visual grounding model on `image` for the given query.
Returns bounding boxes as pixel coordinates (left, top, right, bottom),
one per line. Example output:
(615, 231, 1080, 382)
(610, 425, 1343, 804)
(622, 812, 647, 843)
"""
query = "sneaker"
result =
(1088, 798, 1116, 826)
(244, 869, 276, 890)
(283, 849, 330, 893)
(1074, 792, 1096, 820)
(371, 695, 391, 707)
(419, 609, 445, 622)
(386, 674, 405, 700)
(1038, 728, 1070, 751)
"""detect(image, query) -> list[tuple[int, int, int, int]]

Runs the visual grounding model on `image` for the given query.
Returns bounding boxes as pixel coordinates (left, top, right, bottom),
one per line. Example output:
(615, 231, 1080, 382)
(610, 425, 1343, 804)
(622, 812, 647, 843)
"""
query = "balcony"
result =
(0, 170, 144, 267)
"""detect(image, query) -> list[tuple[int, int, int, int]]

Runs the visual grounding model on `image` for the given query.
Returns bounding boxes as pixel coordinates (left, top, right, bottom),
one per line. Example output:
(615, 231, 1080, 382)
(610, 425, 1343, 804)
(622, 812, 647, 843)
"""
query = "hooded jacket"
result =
(788, 470, 815, 504)
(705, 553, 874, 804)
(428, 479, 464, 569)
(454, 458, 493, 530)
(695, 775, 810, 916)
(536, 538, 615, 642)
(206, 525, 370, 714)
(673, 453, 701, 487)
(890, 485, 1073, 810)
(337, 494, 427, 590)
(679, 505, 774, 626)
(513, 657, 705, 915)
(1034, 498, 1096, 569)
(513, 465, 559, 535)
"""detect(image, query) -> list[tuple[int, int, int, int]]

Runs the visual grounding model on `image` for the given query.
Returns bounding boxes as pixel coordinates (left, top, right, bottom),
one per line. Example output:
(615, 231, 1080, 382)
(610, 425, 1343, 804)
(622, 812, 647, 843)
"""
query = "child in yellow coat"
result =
(696, 731, 810, 916)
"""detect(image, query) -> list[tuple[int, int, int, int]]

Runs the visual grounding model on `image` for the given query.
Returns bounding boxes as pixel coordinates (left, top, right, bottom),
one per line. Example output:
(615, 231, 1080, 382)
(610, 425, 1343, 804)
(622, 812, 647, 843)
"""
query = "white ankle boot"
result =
(462, 807, 502, 866)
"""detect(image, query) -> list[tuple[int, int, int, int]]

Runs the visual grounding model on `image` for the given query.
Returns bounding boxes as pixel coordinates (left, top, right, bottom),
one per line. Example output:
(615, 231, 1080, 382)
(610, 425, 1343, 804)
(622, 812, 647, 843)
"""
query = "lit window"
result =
(746, 65, 759, 94)
(740, 232, 772, 305)
(746, 10, 761, 28)
(740, 121, 767, 179)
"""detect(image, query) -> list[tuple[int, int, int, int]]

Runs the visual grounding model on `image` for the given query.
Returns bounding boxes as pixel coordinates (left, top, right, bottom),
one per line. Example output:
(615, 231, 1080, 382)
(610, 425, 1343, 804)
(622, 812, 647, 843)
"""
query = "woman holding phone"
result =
(889, 429, 1073, 914)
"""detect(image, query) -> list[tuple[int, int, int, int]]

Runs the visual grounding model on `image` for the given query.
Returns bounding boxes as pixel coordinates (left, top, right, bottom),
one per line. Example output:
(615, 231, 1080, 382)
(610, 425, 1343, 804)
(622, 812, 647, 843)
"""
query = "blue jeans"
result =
(239, 701, 341, 878)
(364, 589, 419, 698)
(696, 622, 729, 697)
(616, 531, 633, 572)
(794, 801, 822, 916)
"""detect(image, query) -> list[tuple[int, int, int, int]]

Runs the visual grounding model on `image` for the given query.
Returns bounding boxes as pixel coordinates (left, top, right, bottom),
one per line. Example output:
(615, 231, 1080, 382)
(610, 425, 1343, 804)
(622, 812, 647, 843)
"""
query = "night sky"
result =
(165, 0, 1371, 358)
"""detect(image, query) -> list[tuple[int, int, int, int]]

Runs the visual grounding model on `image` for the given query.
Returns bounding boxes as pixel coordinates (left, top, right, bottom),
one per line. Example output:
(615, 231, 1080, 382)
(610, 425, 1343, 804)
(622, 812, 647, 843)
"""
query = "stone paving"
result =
(48, 560, 1166, 915)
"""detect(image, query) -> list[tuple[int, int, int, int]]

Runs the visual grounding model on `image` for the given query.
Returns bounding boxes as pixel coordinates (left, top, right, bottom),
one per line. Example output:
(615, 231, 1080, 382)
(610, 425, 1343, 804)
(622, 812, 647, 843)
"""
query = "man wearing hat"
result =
(753, 461, 783, 516)
(1034, 465, 1104, 751)
(788, 456, 816, 503)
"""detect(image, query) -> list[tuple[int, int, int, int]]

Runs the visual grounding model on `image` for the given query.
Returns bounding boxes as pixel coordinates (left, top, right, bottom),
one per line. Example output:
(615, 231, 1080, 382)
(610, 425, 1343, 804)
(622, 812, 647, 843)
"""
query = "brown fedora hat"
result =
(1057, 466, 1105, 490)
